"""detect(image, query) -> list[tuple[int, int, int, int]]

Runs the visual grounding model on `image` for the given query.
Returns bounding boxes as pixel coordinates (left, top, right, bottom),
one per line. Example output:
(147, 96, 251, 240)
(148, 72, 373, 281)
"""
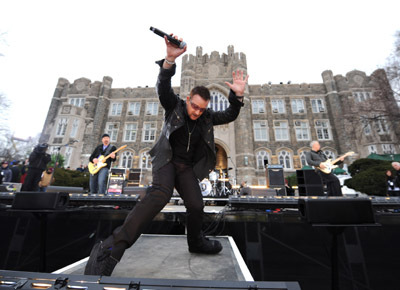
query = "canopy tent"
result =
(367, 153, 400, 162)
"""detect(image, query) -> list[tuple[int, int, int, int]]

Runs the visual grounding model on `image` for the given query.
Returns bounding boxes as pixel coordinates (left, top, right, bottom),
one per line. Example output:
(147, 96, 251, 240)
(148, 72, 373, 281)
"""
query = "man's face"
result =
(312, 142, 321, 151)
(102, 136, 110, 146)
(393, 163, 400, 171)
(186, 94, 209, 120)
(2, 163, 7, 168)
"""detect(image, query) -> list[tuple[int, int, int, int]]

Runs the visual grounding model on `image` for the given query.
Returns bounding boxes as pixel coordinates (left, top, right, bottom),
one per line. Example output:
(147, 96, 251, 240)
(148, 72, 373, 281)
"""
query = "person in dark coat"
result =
(20, 144, 51, 191)
(85, 33, 249, 276)
(1, 161, 13, 184)
(10, 160, 21, 183)
(89, 134, 117, 194)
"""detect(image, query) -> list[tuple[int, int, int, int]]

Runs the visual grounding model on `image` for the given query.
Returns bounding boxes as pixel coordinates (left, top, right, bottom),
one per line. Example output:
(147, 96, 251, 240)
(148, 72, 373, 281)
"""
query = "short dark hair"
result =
(190, 86, 210, 101)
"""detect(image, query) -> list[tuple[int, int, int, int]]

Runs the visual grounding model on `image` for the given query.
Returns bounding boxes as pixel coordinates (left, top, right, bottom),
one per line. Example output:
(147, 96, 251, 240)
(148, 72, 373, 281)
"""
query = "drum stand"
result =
(218, 173, 231, 197)
(212, 181, 217, 197)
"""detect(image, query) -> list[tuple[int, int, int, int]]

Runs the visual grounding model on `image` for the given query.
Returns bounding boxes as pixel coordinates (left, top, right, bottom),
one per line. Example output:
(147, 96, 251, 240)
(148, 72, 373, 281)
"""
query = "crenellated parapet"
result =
(180, 45, 247, 96)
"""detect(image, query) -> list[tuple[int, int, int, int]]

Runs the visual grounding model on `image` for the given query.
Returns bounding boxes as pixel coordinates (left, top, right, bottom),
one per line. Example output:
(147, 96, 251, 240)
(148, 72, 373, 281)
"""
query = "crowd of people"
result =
(0, 143, 89, 191)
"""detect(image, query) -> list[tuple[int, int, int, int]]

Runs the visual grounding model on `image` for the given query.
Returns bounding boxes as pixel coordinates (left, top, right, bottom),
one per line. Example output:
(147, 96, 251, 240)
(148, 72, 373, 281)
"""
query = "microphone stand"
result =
(228, 156, 238, 194)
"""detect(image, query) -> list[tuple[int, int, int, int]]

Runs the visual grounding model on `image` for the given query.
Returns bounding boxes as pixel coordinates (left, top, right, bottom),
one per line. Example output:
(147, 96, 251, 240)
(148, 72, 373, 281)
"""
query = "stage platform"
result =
(53, 234, 253, 282)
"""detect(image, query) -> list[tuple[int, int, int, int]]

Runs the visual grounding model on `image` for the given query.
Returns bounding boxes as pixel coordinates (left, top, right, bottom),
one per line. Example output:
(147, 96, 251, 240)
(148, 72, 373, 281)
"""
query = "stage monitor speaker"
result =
(298, 198, 376, 224)
(268, 167, 285, 187)
(12, 192, 70, 210)
(123, 186, 147, 200)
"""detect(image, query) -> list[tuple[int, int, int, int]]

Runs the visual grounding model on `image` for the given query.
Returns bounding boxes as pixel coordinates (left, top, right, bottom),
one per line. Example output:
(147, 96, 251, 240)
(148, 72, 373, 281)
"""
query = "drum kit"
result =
(199, 169, 233, 197)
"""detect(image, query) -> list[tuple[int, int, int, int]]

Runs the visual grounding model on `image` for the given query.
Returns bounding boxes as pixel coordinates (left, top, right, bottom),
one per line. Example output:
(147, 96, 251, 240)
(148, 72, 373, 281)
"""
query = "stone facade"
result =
(39, 46, 400, 186)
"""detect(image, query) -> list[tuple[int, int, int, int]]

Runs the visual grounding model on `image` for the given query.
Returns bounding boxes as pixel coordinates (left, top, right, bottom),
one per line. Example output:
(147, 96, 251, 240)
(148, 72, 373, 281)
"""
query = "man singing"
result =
(89, 134, 116, 194)
(85, 34, 249, 276)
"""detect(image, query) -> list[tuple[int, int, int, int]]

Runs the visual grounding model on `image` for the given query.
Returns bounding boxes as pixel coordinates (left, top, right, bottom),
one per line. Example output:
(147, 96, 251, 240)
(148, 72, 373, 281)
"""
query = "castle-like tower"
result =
(40, 46, 400, 186)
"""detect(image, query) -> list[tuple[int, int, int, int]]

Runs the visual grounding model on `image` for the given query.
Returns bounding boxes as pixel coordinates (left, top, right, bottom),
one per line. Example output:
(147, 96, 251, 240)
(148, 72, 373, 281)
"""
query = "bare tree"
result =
(385, 30, 400, 104)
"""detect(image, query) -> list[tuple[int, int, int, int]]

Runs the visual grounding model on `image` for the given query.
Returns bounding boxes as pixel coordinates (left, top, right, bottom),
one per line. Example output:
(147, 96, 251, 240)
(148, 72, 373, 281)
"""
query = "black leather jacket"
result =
(149, 60, 244, 180)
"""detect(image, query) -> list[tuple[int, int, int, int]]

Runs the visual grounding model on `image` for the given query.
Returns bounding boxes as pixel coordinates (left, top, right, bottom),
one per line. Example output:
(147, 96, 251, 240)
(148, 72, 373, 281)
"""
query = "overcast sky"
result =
(0, 0, 399, 139)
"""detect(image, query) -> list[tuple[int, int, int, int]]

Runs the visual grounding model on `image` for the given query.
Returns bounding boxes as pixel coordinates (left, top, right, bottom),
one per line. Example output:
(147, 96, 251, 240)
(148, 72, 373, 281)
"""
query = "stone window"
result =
(382, 144, 396, 154)
(253, 120, 268, 141)
(141, 151, 152, 169)
(361, 117, 372, 135)
(315, 120, 331, 140)
(105, 122, 119, 142)
(109, 102, 123, 116)
(271, 99, 285, 114)
(120, 151, 134, 168)
(70, 119, 79, 138)
(323, 150, 335, 160)
(56, 118, 68, 136)
(142, 122, 157, 142)
(294, 121, 310, 141)
(353, 91, 373, 102)
(256, 150, 270, 169)
(64, 147, 73, 167)
(311, 99, 325, 113)
(252, 100, 265, 114)
(209, 91, 228, 112)
(291, 99, 305, 113)
(278, 150, 293, 169)
(124, 123, 138, 142)
(127, 102, 141, 116)
(374, 117, 390, 135)
(368, 145, 377, 154)
(274, 121, 289, 141)
(145, 102, 159, 115)
(69, 97, 85, 107)
(299, 151, 307, 167)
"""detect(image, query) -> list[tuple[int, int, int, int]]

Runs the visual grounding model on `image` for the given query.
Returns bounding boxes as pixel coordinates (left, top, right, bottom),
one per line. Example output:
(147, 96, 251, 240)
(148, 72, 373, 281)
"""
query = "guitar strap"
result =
(104, 144, 113, 157)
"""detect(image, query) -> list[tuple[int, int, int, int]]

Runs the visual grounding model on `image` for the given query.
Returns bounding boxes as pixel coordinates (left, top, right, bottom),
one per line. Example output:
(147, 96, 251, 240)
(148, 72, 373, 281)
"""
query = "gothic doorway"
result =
(215, 144, 231, 178)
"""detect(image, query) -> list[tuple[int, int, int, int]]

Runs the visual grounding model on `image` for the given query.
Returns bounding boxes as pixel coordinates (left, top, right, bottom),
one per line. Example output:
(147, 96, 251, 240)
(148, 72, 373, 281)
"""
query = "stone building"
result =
(39, 46, 400, 186)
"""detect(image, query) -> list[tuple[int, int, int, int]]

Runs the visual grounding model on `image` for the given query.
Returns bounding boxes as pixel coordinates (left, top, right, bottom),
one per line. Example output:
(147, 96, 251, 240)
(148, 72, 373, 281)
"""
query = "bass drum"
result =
(199, 179, 212, 196)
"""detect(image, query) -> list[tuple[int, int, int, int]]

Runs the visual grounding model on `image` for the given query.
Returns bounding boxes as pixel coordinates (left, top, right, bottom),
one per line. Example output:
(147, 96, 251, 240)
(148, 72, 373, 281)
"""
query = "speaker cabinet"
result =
(267, 166, 285, 187)
(12, 192, 70, 210)
(298, 198, 376, 224)
(297, 170, 324, 196)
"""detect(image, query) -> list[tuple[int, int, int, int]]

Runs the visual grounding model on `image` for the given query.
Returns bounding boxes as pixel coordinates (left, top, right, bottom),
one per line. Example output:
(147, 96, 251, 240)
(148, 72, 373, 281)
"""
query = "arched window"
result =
(120, 151, 134, 168)
(299, 151, 307, 167)
(209, 91, 228, 111)
(278, 150, 292, 169)
(256, 150, 270, 169)
(140, 151, 152, 169)
(323, 150, 335, 160)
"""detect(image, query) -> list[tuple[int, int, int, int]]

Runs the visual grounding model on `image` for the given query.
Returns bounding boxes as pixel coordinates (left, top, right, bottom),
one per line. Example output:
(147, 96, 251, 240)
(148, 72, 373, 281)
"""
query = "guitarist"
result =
(305, 141, 344, 196)
(89, 134, 117, 194)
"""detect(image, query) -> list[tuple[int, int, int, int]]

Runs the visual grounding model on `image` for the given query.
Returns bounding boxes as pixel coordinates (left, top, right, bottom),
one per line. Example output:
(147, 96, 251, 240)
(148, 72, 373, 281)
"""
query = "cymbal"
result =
(228, 167, 233, 170)
(219, 178, 229, 181)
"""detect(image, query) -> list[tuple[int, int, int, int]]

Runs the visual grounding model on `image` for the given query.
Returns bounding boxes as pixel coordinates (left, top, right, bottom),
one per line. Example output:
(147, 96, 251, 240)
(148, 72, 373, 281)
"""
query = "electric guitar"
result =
(88, 145, 127, 175)
(317, 151, 355, 174)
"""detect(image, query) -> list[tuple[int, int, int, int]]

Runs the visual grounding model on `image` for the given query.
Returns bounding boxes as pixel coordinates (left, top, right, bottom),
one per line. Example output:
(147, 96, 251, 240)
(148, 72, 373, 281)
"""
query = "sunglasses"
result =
(189, 99, 207, 113)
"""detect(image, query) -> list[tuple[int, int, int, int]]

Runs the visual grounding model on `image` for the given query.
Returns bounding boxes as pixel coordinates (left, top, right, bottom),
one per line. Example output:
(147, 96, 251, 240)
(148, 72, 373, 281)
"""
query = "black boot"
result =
(188, 236, 223, 254)
(84, 236, 119, 276)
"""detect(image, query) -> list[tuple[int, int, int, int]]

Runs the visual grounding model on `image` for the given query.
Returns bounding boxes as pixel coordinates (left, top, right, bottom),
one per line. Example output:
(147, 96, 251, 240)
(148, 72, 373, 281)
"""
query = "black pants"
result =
(318, 171, 342, 196)
(21, 168, 42, 191)
(111, 161, 204, 260)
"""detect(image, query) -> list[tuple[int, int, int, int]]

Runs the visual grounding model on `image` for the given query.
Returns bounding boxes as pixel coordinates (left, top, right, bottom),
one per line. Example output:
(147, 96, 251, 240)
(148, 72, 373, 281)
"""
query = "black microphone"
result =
(150, 26, 186, 49)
